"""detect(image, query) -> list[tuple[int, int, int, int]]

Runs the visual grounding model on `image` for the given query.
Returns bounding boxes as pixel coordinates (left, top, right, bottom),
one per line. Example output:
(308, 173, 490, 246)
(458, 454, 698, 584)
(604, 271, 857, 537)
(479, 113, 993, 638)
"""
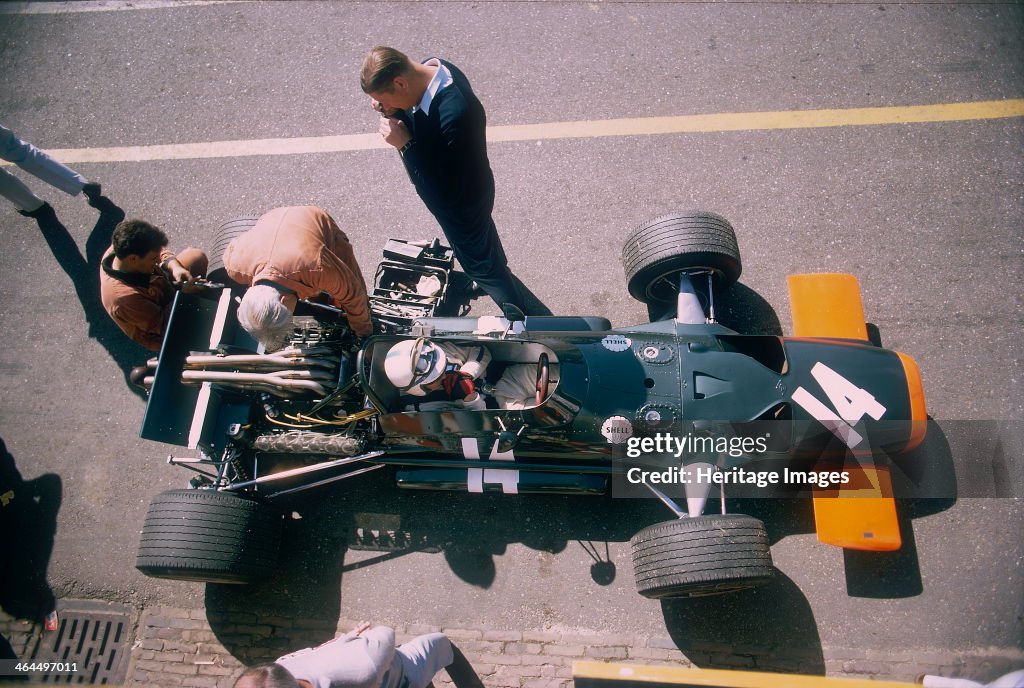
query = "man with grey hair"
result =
(224, 206, 373, 350)
(233, 624, 480, 688)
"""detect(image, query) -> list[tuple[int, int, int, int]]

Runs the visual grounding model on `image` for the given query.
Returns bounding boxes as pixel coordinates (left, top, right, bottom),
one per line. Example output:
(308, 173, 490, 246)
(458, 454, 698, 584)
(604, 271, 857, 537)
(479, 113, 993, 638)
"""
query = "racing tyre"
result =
(631, 514, 773, 598)
(136, 489, 282, 584)
(206, 216, 259, 285)
(622, 211, 741, 304)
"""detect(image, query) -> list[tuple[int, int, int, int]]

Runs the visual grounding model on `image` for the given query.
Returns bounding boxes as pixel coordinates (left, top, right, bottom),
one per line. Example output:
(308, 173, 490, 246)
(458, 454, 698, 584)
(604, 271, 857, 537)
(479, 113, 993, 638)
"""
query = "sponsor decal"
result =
(601, 415, 633, 444)
(601, 335, 632, 352)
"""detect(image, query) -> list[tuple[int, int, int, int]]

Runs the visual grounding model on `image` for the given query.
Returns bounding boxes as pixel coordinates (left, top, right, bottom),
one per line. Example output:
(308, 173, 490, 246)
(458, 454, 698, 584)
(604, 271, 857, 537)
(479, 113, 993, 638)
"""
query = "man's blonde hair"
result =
(360, 46, 414, 94)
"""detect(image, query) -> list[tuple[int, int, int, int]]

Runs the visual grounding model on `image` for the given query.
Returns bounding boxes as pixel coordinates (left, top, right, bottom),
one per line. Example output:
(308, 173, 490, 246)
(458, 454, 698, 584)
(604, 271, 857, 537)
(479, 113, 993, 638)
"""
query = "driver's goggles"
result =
(412, 344, 437, 376)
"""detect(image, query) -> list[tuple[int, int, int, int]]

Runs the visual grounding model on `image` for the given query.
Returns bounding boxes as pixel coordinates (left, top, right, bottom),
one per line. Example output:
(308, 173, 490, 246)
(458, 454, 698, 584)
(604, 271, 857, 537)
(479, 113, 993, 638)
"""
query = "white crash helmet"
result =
(384, 338, 447, 394)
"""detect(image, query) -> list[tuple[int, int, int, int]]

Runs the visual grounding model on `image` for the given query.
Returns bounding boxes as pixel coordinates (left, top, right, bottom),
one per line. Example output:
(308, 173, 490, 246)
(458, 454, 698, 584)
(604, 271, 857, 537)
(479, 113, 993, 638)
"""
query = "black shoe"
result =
(17, 202, 56, 220)
(90, 196, 124, 220)
(82, 182, 102, 205)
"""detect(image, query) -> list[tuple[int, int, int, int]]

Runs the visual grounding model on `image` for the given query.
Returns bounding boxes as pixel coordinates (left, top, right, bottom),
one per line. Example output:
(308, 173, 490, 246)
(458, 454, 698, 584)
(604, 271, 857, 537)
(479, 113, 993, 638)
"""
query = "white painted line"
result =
(0, 0, 250, 14)
(34, 133, 388, 165)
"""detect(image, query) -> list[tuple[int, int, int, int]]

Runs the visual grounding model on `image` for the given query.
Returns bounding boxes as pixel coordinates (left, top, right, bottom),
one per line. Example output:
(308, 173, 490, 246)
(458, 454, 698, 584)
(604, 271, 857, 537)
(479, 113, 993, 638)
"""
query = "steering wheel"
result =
(535, 353, 550, 407)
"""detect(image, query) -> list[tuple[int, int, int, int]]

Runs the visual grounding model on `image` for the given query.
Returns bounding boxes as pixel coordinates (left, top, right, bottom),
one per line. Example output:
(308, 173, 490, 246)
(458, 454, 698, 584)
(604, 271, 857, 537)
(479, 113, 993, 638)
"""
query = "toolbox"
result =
(370, 238, 455, 327)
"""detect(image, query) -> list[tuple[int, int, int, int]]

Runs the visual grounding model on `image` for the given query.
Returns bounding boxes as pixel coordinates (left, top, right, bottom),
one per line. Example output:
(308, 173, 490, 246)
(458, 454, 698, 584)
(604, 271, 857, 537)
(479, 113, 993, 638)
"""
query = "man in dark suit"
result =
(360, 46, 526, 313)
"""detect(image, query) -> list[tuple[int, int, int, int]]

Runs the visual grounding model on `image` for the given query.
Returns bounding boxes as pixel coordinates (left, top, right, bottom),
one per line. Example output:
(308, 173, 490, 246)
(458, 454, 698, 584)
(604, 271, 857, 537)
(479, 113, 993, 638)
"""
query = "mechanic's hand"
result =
(378, 116, 412, 149)
(166, 259, 194, 285)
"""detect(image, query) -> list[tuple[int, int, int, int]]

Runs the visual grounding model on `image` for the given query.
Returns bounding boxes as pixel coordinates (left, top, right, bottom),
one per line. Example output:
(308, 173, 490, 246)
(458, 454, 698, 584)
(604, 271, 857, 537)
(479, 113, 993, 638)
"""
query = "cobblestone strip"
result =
(4, 608, 1022, 687)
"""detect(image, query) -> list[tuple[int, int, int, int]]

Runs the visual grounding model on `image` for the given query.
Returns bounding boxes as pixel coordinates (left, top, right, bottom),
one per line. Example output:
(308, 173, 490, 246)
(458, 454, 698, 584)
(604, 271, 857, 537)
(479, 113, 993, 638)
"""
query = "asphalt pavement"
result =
(0, 0, 1021, 683)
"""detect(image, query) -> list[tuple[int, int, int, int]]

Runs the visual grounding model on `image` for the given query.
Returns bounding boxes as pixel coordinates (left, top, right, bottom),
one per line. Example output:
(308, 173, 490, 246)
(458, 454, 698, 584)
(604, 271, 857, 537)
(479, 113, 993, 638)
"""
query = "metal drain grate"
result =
(28, 601, 132, 684)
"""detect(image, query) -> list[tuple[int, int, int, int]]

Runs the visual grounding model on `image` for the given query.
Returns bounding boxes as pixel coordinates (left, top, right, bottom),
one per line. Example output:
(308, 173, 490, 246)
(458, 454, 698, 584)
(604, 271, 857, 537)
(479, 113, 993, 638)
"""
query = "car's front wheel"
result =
(630, 514, 774, 598)
(136, 489, 281, 584)
(622, 211, 742, 304)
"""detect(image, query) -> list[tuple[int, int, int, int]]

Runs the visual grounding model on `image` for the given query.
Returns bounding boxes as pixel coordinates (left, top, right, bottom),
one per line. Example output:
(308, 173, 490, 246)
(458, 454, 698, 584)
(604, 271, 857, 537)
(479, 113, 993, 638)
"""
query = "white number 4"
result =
(791, 362, 886, 449)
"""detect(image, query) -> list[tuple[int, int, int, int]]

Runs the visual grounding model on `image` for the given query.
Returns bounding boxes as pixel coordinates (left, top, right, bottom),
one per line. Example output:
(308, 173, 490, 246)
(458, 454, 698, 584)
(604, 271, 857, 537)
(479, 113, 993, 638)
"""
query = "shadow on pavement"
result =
(661, 570, 825, 674)
(0, 438, 61, 627)
(280, 467, 667, 589)
(202, 467, 673, 663)
(204, 535, 343, 665)
(842, 418, 959, 599)
(199, 421, 963, 662)
(714, 282, 784, 335)
(34, 200, 152, 400)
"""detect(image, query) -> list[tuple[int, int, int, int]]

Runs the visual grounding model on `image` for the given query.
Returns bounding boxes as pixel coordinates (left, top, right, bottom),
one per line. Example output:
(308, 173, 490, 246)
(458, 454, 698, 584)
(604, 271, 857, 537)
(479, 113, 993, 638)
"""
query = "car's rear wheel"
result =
(206, 216, 259, 286)
(622, 211, 741, 304)
(136, 489, 281, 584)
(631, 514, 773, 598)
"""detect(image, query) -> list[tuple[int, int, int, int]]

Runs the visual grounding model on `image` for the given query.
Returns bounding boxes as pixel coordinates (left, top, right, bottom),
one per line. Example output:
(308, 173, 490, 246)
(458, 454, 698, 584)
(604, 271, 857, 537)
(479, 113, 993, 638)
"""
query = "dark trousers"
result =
(426, 192, 526, 312)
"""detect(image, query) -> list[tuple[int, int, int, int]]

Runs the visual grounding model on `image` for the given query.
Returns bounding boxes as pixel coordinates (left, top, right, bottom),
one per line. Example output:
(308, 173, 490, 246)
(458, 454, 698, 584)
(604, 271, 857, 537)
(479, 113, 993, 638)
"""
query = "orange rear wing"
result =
(788, 273, 869, 340)
(787, 273, 901, 552)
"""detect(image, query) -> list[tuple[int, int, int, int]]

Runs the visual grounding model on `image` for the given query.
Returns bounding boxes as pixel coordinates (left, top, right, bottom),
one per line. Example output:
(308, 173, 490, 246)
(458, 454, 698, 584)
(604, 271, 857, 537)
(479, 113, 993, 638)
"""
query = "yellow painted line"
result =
(572, 661, 917, 688)
(489, 98, 1024, 141)
(6, 99, 1023, 166)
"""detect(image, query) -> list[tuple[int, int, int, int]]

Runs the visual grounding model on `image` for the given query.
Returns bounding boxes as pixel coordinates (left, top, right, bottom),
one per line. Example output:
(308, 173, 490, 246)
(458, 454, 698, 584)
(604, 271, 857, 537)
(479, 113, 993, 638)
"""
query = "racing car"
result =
(134, 211, 927, 598)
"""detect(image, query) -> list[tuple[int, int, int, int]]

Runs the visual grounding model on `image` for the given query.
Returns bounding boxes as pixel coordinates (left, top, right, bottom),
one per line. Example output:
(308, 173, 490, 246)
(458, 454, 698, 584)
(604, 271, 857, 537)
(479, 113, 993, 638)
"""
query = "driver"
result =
(383, 338, 550, 411)
(384, 338, 491, 410)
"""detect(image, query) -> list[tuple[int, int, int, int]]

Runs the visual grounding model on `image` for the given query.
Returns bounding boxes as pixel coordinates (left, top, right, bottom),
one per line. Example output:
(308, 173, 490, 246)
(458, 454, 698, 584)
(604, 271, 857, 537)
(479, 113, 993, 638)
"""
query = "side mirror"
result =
(500, 304, 527, 340)
(501, 303, 526, 323)
(496, 430, 521, 454)
(496, 418, 526, 454)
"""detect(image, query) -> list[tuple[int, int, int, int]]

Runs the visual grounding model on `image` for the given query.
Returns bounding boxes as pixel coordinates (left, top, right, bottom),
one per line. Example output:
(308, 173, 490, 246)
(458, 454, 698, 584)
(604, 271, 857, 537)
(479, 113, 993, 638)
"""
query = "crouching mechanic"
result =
(223, 206, 373, 350)
(233, 624, 477, 688)
(100, 219, 208, 351)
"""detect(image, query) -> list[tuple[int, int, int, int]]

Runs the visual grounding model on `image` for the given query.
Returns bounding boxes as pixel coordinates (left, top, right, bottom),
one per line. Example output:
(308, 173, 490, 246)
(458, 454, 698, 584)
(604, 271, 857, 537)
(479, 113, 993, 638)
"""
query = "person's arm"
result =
(457, 345, 491, 380)
(307, 256, 373, 338)
(350, 625, 396, 688)
(307, 215, 374, 337)
(161, 253, 194, 285)
(493, 364, 541, 410)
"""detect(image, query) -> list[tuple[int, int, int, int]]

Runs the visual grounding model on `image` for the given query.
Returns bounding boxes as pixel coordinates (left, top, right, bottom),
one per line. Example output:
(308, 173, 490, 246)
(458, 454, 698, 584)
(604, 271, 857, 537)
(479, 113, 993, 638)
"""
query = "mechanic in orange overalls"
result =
(223, 206, 373, 350)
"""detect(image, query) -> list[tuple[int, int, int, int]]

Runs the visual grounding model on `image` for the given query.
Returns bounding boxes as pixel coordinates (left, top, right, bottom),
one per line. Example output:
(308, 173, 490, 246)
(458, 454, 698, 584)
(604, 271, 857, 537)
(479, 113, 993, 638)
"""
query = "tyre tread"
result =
(135, 489, 281, 584)
(630, 514, 773, 599)
(621, 211, 742, 304)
